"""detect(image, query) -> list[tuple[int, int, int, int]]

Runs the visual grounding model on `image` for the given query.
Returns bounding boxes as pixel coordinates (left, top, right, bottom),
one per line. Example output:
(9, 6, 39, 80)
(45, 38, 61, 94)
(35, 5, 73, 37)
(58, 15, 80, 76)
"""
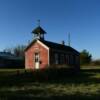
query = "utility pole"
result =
(68, 32, 71, 46)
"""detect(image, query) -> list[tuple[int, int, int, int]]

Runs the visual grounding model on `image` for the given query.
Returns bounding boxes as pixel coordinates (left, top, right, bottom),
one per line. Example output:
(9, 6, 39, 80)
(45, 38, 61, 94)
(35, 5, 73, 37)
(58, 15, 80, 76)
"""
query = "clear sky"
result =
(0, 0, 100, 59)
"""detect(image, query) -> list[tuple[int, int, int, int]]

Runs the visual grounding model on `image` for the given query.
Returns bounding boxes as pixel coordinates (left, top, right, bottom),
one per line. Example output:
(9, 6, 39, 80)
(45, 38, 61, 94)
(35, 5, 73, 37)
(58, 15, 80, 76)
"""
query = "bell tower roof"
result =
(32, 26, 46, 34)
(31, 20, 47, 40)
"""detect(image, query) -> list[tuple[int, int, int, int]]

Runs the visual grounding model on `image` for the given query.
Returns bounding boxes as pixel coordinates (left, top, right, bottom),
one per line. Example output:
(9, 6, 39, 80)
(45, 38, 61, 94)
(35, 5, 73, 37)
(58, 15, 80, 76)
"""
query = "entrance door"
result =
(34, 53, 40, 69)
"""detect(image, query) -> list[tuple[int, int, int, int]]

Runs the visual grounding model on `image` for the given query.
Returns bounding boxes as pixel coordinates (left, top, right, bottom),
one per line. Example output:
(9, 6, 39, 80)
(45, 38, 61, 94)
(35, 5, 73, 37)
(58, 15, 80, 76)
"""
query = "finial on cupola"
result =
(37, 19, 40, 27)
(32, 20, 46, 40)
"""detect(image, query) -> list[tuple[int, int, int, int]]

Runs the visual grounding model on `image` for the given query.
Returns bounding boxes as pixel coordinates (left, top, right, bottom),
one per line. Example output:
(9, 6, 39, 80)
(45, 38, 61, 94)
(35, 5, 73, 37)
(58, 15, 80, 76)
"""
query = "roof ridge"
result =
(39, 39, 79, 53)
(25, 39, 79, 54)
(40, 39, 69, 47)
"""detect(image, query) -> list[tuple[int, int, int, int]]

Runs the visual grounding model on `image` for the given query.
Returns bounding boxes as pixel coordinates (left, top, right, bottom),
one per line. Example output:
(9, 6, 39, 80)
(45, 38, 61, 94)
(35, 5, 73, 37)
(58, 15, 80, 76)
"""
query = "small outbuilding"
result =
(0, 52, 24, 68)
(25, 25, 80, 70)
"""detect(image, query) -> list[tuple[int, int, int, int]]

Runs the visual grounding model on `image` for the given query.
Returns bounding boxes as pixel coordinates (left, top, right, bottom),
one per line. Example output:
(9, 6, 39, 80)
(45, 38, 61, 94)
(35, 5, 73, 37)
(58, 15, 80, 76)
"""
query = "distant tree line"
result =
(91, 59, 100, 66)
(3, 45, 26, 59)
(80, 49, 100, 66)
(0, 45, 26, 68)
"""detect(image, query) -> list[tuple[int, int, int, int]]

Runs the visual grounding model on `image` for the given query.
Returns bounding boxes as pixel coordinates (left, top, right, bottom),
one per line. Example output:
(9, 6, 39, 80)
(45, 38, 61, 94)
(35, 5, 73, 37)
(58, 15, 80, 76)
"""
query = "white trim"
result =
(37, 40, 50, 66)
(48, 49, 50, 66)
(34, 53, 40, 69)
(37, 40, 49, 50)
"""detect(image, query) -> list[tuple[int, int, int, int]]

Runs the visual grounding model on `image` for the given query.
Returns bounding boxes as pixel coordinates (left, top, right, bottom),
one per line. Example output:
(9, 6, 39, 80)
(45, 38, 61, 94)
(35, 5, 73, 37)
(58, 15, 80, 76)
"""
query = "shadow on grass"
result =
(0, 68, 100, 86)
(82, 68, 100, 73)
(0, 68, 100, 99)
(0, 89, 100, 100)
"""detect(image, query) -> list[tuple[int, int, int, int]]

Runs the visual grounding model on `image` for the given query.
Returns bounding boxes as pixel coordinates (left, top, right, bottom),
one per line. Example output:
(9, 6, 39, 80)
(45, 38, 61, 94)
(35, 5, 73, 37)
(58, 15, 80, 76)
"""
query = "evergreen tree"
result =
(80, 49, 92, 65)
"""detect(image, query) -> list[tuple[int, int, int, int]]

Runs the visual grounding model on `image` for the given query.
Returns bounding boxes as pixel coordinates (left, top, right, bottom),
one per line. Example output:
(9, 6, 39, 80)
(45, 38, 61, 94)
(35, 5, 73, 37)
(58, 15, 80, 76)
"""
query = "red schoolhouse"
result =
(25, 25, 80, 70)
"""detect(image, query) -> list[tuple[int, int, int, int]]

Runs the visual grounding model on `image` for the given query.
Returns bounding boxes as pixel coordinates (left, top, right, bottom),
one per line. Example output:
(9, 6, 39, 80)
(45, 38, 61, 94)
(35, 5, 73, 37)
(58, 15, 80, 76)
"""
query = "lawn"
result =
(0, 67, 100, 100)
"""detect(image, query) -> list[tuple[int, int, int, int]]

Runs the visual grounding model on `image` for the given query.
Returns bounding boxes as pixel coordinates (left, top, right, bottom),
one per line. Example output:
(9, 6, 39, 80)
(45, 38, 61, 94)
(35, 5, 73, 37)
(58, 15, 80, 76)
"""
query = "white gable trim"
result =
(37, 40, 49, 50)
(37, 40, 50, 66)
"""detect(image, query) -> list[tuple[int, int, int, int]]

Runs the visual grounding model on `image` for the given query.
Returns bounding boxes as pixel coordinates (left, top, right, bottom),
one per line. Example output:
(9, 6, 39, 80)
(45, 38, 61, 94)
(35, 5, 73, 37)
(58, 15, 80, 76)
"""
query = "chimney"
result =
(61, 40, 65, 45)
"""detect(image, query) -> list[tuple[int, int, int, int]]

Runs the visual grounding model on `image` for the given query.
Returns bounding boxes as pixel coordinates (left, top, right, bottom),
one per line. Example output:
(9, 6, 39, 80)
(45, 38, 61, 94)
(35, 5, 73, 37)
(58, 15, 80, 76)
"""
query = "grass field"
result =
(0, 67, 100, 100)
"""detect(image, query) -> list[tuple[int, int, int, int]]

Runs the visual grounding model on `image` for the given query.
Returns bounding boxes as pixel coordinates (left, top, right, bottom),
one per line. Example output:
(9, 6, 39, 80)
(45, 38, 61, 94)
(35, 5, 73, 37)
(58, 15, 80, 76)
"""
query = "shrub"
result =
(91, 59, 100, 66)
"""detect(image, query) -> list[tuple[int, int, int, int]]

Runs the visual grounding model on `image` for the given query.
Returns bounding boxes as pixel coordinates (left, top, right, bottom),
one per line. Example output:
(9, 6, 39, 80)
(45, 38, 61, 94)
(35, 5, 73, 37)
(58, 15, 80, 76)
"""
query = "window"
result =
(70, 55, 73, 65)
(60, 54, 64, 64)
(55, 53, 59, 64)
(66, 55, 69, 64)
(68, 55, 71, 65)
(66, 54, 73, 65)
(73, 55, 75, 65)
(76, 56, 79, 65)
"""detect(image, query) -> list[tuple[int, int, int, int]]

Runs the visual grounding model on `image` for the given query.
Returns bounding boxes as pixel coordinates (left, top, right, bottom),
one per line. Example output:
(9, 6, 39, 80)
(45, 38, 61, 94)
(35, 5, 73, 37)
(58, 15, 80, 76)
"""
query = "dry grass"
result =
(0, 67, 100, 100)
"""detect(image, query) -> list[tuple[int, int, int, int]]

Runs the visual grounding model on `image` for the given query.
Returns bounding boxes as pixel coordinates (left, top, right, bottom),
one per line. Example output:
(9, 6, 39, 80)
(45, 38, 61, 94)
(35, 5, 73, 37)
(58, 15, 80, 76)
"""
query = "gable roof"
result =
(25, 39, 79, 55)
(40, 39, 79, 54)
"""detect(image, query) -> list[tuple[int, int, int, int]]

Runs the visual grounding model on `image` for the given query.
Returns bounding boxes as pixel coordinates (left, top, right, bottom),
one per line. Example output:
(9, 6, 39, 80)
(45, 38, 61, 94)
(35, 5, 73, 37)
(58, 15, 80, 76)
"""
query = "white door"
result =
(34, 53, 40, 69)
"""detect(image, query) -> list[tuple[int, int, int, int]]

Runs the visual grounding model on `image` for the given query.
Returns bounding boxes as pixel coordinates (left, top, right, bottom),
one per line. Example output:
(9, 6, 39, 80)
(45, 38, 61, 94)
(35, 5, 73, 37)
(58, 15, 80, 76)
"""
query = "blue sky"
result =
(0, 0, 100, 59)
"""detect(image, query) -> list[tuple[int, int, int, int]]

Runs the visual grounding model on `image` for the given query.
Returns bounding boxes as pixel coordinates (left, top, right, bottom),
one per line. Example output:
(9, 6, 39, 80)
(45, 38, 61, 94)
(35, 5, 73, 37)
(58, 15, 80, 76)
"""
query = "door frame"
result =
(34, 52, 40, 69)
